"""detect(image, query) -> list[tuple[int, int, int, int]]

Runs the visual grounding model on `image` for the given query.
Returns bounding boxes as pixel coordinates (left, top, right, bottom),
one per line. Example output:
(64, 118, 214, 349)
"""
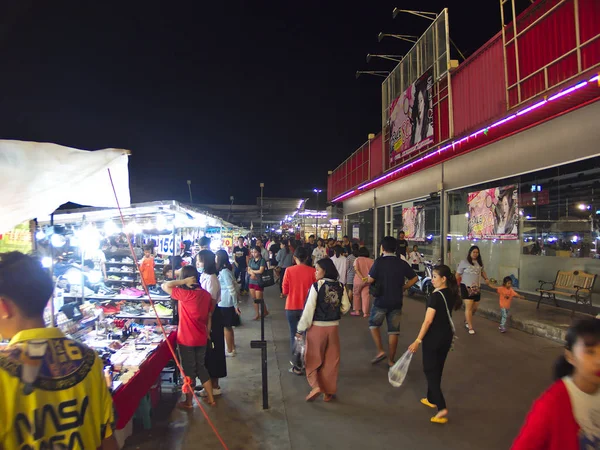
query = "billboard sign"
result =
(389, 67, 435, 165)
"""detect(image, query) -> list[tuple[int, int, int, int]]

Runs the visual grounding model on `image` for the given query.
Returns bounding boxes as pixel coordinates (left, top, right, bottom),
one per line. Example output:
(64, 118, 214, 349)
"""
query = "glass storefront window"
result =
(447, 156, 600, 293)
(346, 210, 374, 256)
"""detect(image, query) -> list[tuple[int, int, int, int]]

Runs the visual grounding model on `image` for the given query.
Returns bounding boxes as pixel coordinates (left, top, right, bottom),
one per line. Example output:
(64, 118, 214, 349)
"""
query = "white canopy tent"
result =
(0, 140, 131, 234)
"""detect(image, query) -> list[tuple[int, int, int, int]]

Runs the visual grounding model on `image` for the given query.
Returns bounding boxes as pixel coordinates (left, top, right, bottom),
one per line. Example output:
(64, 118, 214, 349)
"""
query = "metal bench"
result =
(537, 270, 597, 315)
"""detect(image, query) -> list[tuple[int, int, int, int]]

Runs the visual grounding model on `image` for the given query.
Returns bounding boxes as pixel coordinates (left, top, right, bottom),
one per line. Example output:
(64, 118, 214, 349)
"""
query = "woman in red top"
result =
(282, 246, 316, 375)
(512, 317, 600, 450)
(162, 266, 215, 408)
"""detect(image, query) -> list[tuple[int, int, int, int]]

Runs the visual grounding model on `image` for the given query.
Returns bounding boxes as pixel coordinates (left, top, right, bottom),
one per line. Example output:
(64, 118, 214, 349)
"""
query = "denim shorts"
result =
(369, 306, 402, 335)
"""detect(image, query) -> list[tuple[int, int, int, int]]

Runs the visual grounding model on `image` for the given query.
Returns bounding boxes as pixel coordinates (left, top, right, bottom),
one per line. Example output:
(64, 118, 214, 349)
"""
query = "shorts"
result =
(220, 306, 241, 328)
(460, 284, 481, 302)
(369, 306, 402, 335)
(346, 284, 353, 292)
(178, 344, 210, 386)
(249, 282, 263, 292)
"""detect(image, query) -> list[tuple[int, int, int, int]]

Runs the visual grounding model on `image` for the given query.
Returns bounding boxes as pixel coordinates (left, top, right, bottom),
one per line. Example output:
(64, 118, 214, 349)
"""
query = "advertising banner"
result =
(467, 185, 519, 240)
(0, 221, 33, 253)
(402, 207, 425, 241)
(389, 67, 435, 165)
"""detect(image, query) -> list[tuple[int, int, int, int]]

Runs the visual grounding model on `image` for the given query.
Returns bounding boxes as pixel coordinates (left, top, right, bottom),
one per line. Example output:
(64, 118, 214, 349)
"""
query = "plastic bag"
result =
(388, 350, 413, 387)
(292, 336, 305, 370)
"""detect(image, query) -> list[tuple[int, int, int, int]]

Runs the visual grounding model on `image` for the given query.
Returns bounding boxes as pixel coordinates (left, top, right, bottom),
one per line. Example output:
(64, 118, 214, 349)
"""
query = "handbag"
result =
(261, 268, 275, 287)
(438, 291, 458, 350)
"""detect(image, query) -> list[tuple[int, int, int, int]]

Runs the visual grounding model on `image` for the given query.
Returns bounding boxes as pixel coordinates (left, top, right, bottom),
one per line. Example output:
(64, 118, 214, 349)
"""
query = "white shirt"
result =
(563, 376, 600, 446)
(409, 251, 422, 266)
(200, 272, 221, 304)
(312, 247, 327, 261)
(331, 255, 348, 284)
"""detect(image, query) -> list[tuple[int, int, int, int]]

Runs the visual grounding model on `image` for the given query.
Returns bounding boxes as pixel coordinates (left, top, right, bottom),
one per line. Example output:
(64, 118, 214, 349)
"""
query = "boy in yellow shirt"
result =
(0, 252, 117, 449)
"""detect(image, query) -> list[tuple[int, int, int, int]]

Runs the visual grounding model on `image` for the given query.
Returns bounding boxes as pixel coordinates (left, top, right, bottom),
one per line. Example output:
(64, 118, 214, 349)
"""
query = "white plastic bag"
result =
(292, 336, 305, 370)
(388, 350, 413, 387)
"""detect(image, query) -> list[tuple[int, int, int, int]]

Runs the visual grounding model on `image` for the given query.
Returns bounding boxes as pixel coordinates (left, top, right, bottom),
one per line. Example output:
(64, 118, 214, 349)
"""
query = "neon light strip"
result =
(345, 77, 598, 196)
(516, 99, 547, 115)
(332, 190, 356, 202)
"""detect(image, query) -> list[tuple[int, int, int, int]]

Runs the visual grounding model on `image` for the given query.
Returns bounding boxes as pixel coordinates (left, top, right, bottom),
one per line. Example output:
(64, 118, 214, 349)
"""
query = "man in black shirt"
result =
(368, 236, 418, 366)
(304, 235, 316, 265)
(342, 235, 352, 256)
(233, 236, 250, 295)
(396, 231, 409, 260)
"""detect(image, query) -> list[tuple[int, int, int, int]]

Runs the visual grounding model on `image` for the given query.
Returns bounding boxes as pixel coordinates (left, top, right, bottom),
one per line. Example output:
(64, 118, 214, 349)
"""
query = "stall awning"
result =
(0, 140, 130, 233)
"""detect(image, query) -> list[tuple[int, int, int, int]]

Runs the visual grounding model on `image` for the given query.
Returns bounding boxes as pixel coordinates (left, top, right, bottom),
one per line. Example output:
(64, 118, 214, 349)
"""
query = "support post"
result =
(251, 298, 269, 410)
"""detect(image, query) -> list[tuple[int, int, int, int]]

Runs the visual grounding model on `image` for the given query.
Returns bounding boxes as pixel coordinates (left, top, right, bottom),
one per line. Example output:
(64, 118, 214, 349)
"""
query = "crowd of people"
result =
(0, 227, 598, 448)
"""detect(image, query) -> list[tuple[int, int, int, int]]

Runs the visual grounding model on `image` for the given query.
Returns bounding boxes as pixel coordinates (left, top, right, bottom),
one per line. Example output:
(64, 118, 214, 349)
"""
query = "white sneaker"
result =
(199, 387, 222, 397)
(468, 329, 476, 335)
(464, 322, 469, 330)
(226, 349, 236, 357)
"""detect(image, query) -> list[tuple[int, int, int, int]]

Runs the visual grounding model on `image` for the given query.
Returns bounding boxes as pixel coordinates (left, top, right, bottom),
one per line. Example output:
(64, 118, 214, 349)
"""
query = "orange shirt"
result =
(140, 256, 157, 285)
(497, 286, 517, 309)
(282, 264, 316, 310)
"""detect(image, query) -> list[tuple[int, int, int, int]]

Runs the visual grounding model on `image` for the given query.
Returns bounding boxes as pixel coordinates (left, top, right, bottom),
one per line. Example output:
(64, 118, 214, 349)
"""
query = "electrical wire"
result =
(107, 169, 229, 450)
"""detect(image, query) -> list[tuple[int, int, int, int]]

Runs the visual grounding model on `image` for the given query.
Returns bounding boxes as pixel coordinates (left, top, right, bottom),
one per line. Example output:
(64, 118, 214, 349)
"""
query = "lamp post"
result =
(228, 195, 234, 222)
(314, 188, 322, 238)
(355, 70, 390, 79)
(378, 32, 418, 43)
(186, 180, 193, 204)
(260, 183, 264, 234)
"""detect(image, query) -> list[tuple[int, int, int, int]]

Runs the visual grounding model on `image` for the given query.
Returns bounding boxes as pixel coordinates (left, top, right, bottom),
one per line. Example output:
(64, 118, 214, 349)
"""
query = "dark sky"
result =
(0, 1, 520, 207)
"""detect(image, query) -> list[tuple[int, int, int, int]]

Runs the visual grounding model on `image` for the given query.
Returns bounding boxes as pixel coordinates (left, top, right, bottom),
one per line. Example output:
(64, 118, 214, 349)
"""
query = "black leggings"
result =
(422, 338, 452, 411)
(279, 267, 287, 293)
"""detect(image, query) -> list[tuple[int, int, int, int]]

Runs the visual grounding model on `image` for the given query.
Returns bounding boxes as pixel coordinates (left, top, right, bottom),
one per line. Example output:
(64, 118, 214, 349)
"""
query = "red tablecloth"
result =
(113, 330, 177, 429)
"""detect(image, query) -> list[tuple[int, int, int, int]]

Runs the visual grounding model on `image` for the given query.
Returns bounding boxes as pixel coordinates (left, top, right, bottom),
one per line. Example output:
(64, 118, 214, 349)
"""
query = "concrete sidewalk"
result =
(127, 284, 567, 450)
(423, 288, 598, 344)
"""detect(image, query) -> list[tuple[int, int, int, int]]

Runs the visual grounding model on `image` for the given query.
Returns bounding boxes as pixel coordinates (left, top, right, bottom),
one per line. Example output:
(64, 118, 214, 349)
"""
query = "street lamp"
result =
(378, 32, 417, 43)
(260, 183, 265, 234)
(392, 8, 437, 20)
(366, 54, 403, 63)
(228, 195, 234, 222)
(356, 70, 390, 79)
(186, 180, 193, 203)
(314, 188, 322, 238)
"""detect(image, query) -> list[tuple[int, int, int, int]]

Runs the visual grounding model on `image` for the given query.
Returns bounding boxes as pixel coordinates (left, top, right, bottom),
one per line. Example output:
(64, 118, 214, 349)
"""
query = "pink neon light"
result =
(516, 100, 547, 116)
(332, 190, 356, 202)
(547, 81, 588, 101)
(339, 76, 598, 201)
(489, 114, 517, 128)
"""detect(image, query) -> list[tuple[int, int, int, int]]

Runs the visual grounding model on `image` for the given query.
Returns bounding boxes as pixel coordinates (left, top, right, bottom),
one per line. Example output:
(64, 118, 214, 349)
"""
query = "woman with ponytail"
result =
(512, 317, 600, 449)
(408, 265, 462, 424)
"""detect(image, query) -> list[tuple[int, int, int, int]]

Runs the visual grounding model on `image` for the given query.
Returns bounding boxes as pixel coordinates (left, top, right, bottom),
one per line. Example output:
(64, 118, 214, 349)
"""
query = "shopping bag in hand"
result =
(388, 350, 413, 387)
(292, 336, 305, 370)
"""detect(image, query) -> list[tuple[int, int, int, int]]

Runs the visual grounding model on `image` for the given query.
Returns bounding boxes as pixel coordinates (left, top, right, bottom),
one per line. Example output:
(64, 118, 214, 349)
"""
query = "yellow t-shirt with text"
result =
(0, 327, 114, 449)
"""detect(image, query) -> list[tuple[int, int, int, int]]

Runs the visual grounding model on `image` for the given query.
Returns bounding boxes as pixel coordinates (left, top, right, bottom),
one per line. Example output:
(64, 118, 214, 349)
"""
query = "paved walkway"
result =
(125, 285, 564, 450)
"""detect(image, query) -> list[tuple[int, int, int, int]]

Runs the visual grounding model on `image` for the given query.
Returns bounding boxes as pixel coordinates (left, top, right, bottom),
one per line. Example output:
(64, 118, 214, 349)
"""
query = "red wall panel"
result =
(452, 34, 506, 136)
(369, 134, 383, 180)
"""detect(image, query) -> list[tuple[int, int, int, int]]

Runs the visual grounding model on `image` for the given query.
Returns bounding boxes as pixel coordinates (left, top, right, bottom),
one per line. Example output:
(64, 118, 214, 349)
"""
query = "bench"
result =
(537, 270, 597, 315)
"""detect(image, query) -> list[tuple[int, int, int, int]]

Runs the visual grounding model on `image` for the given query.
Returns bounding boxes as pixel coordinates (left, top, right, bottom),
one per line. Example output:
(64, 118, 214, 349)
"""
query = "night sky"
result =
(0, 1, 523, 207)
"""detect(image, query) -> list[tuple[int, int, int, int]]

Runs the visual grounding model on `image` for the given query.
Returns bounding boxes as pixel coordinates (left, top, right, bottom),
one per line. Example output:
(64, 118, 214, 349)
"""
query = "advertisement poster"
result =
(0, 221, 33, 253)
(467, 185, 519, 240)
(352, 224, 360, 240)
(402, 207, 425, 241)
(389, 67, 435, 165)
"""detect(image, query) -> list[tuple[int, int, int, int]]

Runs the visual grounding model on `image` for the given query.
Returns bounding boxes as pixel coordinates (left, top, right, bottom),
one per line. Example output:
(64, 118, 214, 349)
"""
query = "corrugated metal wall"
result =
(505, 0, 600, 108)
(451, 34, 506, 137)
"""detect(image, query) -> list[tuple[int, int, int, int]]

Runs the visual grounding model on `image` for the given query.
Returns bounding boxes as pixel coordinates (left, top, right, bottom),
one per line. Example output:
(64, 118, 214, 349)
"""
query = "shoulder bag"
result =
(261, 259, 275, 287)
(438, 291, 458, 351)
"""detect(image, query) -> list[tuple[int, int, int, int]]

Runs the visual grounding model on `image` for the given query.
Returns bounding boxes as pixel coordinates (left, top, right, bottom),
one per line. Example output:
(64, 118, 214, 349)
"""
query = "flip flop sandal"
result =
(420, 398, 436, 409)
(371, 354, 387, 364)
(431, 415, 448, 424)
(305, 388, 322, 402)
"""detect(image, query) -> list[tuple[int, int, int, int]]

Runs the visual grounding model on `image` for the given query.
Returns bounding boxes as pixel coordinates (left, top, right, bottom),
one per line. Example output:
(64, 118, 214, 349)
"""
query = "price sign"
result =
(158, 236, 174, 255)
(222, 237, 232, 248)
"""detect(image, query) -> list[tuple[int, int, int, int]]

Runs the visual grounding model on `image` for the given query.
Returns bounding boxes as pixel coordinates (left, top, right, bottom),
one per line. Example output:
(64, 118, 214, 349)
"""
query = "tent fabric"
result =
(0, 140, 130, 234)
